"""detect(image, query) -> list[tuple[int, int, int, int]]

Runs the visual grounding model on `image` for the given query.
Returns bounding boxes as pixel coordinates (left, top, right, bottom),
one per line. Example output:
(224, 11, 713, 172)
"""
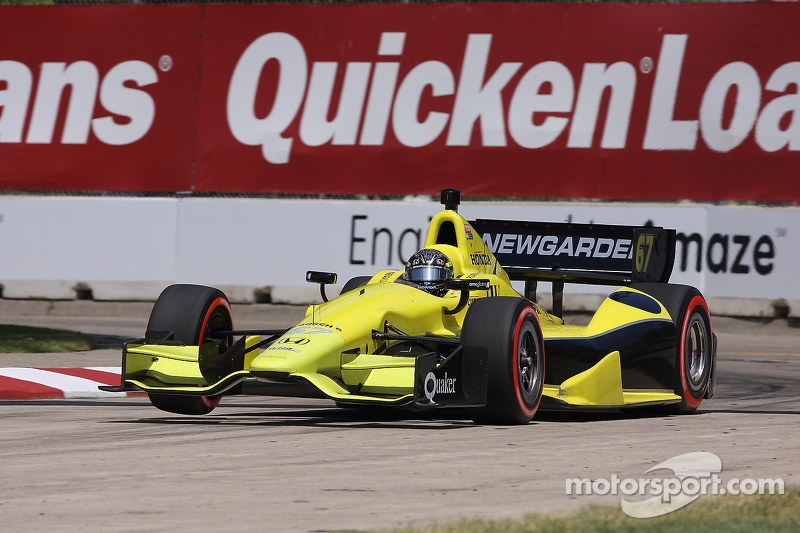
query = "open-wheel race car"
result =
(102, 189, 717, 424)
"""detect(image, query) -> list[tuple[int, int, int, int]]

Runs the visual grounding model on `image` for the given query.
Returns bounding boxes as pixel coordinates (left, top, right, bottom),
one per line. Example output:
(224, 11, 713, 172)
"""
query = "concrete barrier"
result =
(1, 196, 798, 317)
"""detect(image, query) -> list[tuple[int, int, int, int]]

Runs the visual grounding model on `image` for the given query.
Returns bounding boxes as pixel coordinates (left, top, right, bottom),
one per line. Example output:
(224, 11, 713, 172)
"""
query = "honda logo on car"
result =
(227, 32, 799, 164)
(424, 371, 457, 401)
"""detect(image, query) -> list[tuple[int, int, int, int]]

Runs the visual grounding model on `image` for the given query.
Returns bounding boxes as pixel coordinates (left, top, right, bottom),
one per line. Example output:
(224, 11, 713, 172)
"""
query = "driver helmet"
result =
(404, 249, 454, 295)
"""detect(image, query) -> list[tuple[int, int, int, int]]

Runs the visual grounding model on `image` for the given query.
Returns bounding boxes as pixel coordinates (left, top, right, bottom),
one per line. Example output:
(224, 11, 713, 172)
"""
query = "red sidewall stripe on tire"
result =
(197, 296, 233, 408)
(201, 395, 220, 408)
(512, 306, 543, 418)
(679, 295, 710, 408)
(198, 297, 233, 345)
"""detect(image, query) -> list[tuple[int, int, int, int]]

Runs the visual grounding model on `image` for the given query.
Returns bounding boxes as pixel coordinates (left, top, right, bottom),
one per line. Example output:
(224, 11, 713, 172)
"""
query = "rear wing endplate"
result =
(470, 219, 676, 315)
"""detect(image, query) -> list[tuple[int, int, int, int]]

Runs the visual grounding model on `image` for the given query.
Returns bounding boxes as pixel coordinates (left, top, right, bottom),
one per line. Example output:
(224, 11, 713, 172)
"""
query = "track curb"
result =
(0, 367, 144, 399)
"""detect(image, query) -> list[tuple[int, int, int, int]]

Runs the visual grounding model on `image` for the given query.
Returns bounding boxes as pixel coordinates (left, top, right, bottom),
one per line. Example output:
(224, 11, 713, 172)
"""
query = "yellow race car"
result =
(102, 189, 716, 424)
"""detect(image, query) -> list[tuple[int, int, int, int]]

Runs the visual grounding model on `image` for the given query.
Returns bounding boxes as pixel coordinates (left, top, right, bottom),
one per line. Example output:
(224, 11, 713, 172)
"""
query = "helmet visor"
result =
(406, 265, 450, 283)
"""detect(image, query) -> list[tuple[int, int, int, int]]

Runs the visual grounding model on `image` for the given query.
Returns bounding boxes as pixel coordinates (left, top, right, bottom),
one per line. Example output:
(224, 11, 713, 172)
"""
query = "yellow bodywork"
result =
(120, 208, 681, 410)
(542, 351, 679, 407)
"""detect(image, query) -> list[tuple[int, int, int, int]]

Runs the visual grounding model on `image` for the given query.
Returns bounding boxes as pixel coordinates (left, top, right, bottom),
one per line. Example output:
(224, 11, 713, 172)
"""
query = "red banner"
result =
(1, 4, 799, 201)
(0, 5, 200, 191)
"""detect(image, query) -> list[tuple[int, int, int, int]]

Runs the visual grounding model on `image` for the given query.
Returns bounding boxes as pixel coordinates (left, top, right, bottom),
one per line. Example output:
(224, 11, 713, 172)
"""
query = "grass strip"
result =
(0, 324, 97, 353)
(377, 486, 800, 533)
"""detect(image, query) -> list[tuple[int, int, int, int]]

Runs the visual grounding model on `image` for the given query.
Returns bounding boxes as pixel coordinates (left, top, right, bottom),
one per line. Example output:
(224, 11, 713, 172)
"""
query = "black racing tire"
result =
(148, 393, 223, 416)
(340, 276, 372, 295)
(463, 297, 545, 425)
(146, 284, 233, 415)
(631, 283, 713, 414)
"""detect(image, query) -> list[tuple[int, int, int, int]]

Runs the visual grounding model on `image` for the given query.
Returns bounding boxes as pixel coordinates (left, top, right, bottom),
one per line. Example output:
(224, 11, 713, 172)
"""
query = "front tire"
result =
(146, 284, 233, 415)
(463, 297, 545, 425)
(632, 284, 713, 414)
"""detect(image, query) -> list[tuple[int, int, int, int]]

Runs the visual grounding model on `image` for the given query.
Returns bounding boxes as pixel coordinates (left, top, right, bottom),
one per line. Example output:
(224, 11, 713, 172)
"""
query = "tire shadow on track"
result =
(102, 404, 482, 430)
(100, 403, 719, 429)
(533, 408, 719, 422)
(107, 416, 477, 431)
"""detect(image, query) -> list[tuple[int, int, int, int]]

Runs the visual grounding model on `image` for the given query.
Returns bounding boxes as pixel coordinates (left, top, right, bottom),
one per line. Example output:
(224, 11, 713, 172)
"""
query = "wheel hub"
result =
(518, 332, 538, 394)
(687, 317, 707, 390)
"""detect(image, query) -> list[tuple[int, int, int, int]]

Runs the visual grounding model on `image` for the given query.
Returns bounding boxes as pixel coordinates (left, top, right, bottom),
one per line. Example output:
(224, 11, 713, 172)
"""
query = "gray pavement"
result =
(0, 299, 798, 532)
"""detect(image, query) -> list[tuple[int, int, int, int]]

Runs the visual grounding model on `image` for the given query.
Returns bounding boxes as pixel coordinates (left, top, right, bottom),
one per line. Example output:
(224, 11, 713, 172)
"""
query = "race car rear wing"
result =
(469, 219, 676, 315)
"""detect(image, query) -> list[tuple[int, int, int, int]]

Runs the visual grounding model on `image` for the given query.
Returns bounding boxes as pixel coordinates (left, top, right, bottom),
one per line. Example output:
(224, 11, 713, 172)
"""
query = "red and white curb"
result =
(0, 367, 145, 399)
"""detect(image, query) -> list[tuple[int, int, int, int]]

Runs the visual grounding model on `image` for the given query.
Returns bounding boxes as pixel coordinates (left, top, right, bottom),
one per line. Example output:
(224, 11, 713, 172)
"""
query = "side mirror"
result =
(306, 271, 338, 302)
(443, 278, 490, 315)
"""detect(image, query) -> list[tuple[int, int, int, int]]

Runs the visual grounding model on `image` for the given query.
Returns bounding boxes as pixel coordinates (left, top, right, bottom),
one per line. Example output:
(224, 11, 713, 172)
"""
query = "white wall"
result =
(1, 196, 797, 316)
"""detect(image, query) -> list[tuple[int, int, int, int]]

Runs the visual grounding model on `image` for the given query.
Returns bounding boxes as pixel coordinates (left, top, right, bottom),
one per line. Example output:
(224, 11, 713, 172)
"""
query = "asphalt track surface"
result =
(0, 300, 798, 532)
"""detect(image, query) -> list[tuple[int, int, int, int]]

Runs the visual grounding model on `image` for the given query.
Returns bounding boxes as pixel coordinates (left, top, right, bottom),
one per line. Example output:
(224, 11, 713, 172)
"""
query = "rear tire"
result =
(631, 284, 712, 414)
(463, 297, 544, 425)
(146, 284, 233, 415)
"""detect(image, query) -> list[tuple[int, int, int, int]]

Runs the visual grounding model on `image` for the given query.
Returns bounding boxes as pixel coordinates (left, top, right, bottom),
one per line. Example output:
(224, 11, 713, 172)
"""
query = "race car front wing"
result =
(100, 334, 490, 411)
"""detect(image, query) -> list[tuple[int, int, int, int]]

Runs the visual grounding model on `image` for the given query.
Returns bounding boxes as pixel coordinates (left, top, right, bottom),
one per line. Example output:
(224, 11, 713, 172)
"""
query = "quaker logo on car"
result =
(424, 371, 457, 401)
